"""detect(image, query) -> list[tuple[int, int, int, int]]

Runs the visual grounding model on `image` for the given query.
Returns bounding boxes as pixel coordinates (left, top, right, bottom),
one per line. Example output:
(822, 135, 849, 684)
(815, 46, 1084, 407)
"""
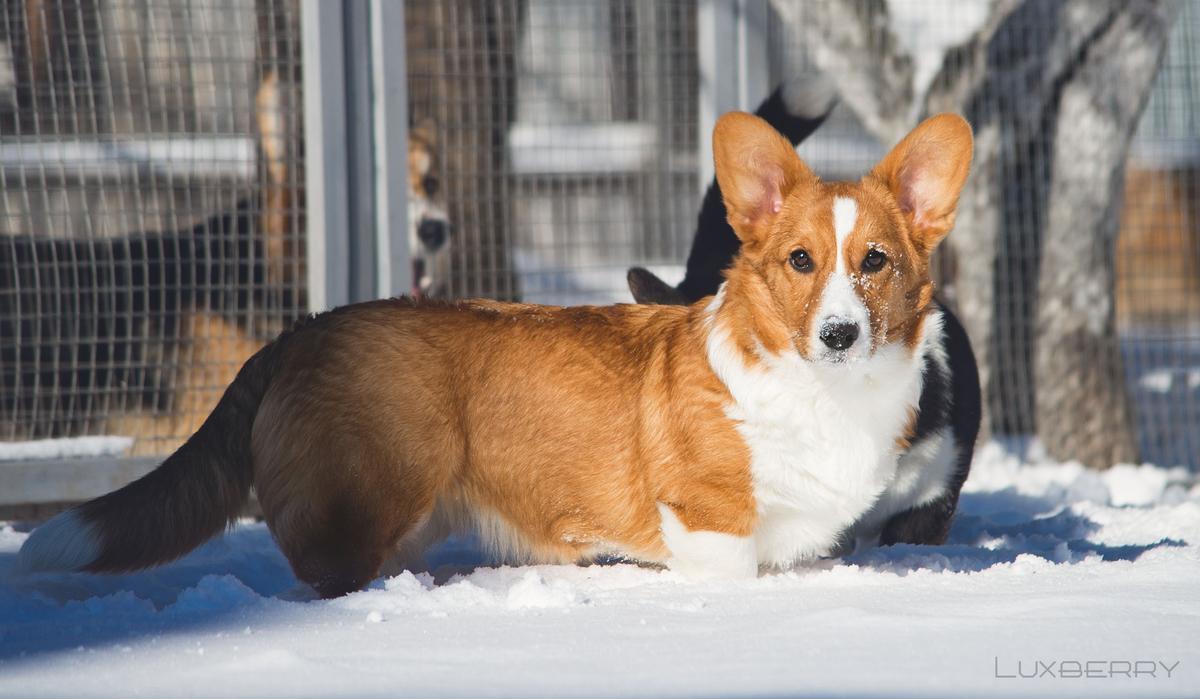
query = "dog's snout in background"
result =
(407, 121, 452, 299)
(418, 217, 449, 251)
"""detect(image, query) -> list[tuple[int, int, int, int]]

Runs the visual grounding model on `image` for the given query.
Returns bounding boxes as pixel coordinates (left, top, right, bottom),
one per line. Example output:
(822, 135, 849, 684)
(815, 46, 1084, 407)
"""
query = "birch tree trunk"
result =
(1034, 2, 1173, 467)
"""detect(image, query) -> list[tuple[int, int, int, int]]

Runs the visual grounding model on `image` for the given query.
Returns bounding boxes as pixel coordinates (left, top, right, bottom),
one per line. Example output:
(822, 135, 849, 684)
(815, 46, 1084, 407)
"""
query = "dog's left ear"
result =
(713, 112, 814, 246)
(410, 118, 438, 149)
(870, 113, 973, 254)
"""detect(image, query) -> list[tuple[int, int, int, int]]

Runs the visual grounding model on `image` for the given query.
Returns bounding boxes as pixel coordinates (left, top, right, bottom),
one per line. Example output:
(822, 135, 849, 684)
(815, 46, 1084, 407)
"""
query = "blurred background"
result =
(1, 0, 1196, 518)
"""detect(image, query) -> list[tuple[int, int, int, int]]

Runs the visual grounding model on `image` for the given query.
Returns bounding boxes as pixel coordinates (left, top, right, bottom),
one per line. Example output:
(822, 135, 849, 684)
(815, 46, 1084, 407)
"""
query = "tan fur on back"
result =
(251, 300, 756, 569)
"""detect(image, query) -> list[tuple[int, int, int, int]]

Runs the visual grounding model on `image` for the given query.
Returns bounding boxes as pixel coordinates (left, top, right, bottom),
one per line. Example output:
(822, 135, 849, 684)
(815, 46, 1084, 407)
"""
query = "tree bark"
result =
(773, 0, 914, 146)
(1033, 1, 1173, 467)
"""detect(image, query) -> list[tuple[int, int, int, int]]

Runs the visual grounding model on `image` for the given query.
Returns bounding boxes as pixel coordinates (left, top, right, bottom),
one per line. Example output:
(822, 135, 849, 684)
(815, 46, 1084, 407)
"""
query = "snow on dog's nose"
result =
(819, 319, 859, 351)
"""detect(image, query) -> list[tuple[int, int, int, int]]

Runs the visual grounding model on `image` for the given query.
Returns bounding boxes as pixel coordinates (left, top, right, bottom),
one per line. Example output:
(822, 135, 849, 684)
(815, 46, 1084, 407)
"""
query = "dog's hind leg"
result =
(252, 385, 456, 598)
(263, 450, 445, 599)
(258, 429, 450, 598)
(281, 496, 429, 599)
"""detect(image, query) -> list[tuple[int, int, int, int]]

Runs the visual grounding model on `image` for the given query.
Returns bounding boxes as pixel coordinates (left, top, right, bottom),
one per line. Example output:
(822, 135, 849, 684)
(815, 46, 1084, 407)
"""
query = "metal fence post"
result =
(302, 0, 409, 309)
(301, 0, 350, 311)
(697, 0, 771, 190)
(371, 0, 412, 299)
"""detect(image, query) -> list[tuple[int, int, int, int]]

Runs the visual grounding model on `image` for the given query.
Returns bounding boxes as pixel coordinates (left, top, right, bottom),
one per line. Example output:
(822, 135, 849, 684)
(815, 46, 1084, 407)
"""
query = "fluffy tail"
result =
(630, 74, 837, 305)
(16, 341, 279, 575)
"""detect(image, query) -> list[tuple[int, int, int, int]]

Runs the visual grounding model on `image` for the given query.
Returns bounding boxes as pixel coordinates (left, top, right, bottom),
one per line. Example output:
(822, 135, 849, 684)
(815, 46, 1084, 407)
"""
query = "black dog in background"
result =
(628, 76, 982, 550)
(628, 77, 838, 305)
(0, 201, 290, 439)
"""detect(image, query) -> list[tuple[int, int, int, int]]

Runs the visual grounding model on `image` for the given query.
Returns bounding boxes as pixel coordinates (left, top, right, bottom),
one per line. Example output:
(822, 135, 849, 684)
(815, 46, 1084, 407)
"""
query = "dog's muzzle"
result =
(818, 319, 860, 351)
(417, 218, 449, 251)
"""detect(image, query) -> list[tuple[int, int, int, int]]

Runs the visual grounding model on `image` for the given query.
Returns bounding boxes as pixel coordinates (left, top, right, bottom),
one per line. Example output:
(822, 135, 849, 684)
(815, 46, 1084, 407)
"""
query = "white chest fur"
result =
(704, 289, 932, 567)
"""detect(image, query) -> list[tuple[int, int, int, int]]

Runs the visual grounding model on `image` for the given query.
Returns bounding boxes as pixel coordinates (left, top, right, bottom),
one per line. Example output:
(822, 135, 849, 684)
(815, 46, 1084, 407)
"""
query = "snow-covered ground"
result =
(0, 437, 133, 462)
(1, 443, 1197, 698)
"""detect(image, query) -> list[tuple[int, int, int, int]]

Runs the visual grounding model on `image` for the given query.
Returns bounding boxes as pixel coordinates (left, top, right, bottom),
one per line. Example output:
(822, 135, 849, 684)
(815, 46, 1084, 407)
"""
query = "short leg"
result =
(268, 476, 439, 599)
(879, 491, 958, 546)
(282, 498, 417, 598)
(657, 503, 757, 579)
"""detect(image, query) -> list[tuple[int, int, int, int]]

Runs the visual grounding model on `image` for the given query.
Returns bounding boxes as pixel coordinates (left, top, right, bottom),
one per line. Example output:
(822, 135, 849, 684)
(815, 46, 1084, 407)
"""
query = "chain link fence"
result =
(1, 1, 1195, 495)
(405, 0, 700, 305)
(766, 0, 1196, 469)
(1, 0, 305, 458)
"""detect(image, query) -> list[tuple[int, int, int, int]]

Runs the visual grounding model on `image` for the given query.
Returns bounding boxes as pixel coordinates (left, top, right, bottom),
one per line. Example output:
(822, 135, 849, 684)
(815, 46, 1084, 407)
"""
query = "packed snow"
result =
(1, 443, 1197, 698)
(0, 437, 132, 462)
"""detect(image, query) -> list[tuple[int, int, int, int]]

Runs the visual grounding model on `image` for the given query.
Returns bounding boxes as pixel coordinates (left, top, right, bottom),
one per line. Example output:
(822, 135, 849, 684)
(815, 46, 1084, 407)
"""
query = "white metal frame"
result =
(301, 0, 350, 311)
(697, 0, 771, 189)
(302, 0, 411, 310)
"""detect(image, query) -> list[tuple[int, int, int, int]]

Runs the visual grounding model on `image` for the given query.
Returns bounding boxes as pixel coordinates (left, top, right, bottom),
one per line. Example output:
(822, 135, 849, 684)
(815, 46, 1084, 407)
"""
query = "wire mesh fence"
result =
(405, 0, 1197, 469)
(0, 0, 305, 456)
(765, 0, 1197, 469)
(1, 0, 1196, 475)
(405, 0, 700, 305)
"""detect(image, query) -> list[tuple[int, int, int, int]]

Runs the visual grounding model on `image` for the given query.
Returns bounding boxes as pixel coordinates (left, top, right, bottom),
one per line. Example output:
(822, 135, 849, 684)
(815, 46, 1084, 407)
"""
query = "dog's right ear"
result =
(627, 267, 687, 306)
(713, 112, 813, 246)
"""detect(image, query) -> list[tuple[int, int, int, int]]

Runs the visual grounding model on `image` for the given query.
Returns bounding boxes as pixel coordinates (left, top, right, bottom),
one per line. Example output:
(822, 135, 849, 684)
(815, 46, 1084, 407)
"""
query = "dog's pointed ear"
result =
(410, 118, 438, 148)
(627, 267, 687, 305)
(713, 112, 813, 245)
(870, 113, 973, 254)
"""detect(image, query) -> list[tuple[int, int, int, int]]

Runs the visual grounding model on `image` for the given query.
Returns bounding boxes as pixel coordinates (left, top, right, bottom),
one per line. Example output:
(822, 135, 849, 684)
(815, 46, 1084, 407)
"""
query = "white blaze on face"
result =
(810, 196, 871, 360)
(832, 197, 858, 272)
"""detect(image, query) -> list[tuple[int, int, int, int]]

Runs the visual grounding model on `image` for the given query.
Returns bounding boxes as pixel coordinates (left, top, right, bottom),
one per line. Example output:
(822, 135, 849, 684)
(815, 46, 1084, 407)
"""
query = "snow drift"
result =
(0, 443, 1196, 698)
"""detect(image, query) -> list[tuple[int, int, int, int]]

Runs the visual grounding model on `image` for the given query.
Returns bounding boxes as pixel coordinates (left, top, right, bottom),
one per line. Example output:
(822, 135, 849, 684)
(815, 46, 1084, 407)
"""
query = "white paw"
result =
(657, 503, 758, 580)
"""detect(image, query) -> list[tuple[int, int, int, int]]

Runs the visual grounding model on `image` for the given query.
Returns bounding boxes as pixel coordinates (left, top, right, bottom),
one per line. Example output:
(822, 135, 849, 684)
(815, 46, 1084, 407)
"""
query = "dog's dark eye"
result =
(789, 249, 813, 272)
(422, 175, 440, 197)
(861, 249, 887, 273)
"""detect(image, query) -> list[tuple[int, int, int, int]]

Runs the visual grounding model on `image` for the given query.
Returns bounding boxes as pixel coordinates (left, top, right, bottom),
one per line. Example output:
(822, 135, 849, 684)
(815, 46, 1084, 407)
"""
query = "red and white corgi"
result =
(17, 112, 973, 598)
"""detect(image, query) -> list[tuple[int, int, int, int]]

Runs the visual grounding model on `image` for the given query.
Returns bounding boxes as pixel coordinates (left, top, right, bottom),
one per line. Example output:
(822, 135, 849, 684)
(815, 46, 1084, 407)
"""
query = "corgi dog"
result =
(18, 112, 974, 598)
(629, 88, 981, 552)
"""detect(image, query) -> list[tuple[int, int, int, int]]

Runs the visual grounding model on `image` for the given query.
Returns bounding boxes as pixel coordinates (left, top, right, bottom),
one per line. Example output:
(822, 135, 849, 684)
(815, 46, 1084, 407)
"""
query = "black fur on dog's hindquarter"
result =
(628, 78, 838, 305)
(879, 302, 981, 546)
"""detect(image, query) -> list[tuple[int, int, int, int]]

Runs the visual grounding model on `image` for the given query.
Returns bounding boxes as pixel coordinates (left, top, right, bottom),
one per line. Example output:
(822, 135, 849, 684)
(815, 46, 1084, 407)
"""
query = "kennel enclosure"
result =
(1, 0, 1197, 515)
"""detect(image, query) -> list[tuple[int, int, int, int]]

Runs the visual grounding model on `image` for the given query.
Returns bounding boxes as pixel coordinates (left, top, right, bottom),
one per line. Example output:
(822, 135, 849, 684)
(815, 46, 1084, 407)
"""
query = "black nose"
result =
(418, 219, 448, 250)
(819, 320, 860, 351)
